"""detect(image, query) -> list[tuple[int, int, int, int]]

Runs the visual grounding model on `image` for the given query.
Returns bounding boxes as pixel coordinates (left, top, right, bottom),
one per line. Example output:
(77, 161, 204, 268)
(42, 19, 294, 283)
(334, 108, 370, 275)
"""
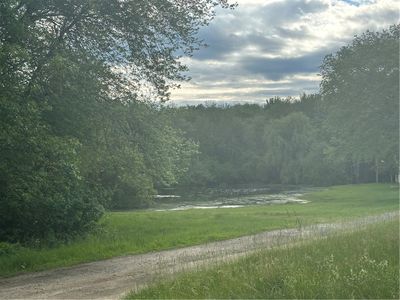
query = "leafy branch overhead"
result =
(0, 0, 234, 101)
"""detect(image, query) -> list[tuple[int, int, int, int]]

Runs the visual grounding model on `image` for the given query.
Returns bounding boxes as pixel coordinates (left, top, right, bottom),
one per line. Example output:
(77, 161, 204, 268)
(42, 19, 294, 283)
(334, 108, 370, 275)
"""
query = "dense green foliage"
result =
(0, 184, 397, 277)
(170, 25, 399, 187)
(321, 26, 399, 183)
(131, 219, 399, 299)
(0, 0, 397, 248)
(0, 98, 104, 243)
(0, 0, 228, 243)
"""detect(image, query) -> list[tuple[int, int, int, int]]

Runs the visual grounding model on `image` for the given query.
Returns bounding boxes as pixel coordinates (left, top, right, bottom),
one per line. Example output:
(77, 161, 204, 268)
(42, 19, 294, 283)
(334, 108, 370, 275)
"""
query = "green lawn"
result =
(130, 219, 399, 299)
(0, 183, 398, 277)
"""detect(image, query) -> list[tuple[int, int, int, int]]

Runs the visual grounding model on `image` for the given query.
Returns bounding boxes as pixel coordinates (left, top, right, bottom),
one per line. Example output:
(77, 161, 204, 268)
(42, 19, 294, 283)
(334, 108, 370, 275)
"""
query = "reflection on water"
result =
(152, 185, 318, 211)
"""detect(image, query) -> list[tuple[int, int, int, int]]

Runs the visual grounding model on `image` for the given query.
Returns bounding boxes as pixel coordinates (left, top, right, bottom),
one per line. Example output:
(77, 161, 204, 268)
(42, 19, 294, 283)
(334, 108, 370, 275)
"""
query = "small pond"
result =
(152, 185, 319, 211)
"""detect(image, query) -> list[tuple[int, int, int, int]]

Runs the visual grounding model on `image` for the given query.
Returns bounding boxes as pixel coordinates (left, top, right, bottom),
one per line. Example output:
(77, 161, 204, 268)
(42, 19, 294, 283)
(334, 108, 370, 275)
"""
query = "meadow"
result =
(130, 218, 399, 299)
(0, 183, 398, 277)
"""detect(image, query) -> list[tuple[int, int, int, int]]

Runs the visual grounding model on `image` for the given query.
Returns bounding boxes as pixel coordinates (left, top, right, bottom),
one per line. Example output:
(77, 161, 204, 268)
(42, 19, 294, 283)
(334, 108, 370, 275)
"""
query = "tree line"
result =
(170, 25, 399, 188)
(0, 0, 398, 245)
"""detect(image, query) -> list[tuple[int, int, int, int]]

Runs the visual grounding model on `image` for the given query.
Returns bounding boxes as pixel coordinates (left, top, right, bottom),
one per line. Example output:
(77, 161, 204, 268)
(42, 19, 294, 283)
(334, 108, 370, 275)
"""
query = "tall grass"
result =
(130, 219, 399, 299)
(0, 183, 398, 277)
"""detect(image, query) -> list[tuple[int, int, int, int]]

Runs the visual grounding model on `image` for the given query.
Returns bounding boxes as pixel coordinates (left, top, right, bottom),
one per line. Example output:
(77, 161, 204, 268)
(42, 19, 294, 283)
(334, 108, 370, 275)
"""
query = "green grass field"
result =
(0, 183, 398, 277)
(130, 219, 399, 299)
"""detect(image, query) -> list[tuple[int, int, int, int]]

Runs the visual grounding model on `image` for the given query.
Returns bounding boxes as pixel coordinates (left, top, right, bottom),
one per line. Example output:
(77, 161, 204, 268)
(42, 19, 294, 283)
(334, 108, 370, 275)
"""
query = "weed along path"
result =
(0, 212, 397, 300)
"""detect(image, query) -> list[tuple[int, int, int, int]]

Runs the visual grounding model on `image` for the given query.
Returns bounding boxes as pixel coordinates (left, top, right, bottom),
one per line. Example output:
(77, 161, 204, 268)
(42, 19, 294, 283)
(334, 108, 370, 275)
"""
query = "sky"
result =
(169, 0, 399, 106)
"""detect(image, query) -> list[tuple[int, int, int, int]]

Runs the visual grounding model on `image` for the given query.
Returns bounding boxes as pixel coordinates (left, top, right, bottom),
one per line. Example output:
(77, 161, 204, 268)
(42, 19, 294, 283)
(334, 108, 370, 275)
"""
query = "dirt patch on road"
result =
(0, 212, 397, 299)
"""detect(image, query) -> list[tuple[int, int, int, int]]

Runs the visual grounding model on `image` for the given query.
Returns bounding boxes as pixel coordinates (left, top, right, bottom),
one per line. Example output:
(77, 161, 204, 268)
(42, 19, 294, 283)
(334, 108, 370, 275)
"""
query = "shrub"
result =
(0, 99, 104, 244)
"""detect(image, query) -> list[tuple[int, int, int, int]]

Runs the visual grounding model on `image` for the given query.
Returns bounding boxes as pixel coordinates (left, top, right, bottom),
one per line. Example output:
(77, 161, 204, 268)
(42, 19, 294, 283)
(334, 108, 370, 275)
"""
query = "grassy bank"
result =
(0, 183, 398, 277)
(130, 219, 400, 299)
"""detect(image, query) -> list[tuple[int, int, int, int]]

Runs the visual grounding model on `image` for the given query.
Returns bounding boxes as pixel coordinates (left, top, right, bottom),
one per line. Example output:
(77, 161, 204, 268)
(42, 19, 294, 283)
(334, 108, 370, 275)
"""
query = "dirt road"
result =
(0, 211, 397, 300)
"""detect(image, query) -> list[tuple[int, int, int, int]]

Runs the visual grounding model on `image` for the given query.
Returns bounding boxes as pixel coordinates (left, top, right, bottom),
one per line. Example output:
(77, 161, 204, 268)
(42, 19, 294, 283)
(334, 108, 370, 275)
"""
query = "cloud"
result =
(238, 49, 330, 80)
(195, 29, 288, 60)
(171, 73, 321, 104)
(340, 0, 361, 6)
(257, 0, 330, 27)
(170, 0, 399, 104)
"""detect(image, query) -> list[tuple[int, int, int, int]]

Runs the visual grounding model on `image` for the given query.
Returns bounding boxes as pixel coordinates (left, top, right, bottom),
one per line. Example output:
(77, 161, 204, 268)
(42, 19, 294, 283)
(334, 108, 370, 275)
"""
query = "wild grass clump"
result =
(130, 219, 399, 299)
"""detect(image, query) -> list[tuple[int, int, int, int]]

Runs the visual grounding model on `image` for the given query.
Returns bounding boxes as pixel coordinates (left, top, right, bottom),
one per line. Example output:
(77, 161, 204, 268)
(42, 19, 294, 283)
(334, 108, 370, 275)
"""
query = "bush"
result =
(0, 99, 104, 244)
(0, 242, 22, 255)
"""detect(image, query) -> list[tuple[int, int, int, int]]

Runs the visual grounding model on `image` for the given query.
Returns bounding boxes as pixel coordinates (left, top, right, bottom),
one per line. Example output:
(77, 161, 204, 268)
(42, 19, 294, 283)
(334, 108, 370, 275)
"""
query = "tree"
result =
(0, 0, 233, 101)
(0, 0, 227, 242)
(320, 25, 399, 182)
(263, 112, 314, 184)
(0, 96, 104, 243)
(79, 101, 197, 209)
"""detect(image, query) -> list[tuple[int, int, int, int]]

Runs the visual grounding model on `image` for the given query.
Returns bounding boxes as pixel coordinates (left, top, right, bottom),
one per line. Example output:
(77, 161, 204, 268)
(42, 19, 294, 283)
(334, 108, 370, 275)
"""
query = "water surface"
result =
(153, 185, 317, 211)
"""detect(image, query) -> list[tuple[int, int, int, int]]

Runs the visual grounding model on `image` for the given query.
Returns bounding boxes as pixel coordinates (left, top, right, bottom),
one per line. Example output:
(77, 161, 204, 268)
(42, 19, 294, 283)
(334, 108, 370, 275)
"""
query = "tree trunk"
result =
(375, 158, 379, 183)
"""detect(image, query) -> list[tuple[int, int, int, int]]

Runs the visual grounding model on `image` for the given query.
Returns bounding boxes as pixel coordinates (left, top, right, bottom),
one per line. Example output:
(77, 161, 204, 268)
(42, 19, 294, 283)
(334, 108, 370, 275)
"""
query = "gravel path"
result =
(0, 211, 397, 300)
